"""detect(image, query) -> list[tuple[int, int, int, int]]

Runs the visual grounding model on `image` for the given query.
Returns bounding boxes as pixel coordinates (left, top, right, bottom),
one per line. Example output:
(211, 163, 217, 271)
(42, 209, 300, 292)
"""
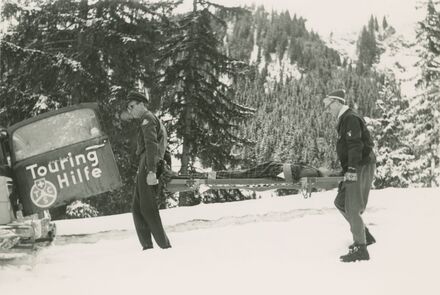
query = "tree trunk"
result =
(178, 104, 198, 207)
(72, 0, 89, 105)
(180, 104, 193, 175)
(178, 0, 200, 206)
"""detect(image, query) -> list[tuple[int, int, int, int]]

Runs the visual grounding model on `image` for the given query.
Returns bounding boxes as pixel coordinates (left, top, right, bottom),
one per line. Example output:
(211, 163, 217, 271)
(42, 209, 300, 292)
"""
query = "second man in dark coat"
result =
(323, 89, 376, 262)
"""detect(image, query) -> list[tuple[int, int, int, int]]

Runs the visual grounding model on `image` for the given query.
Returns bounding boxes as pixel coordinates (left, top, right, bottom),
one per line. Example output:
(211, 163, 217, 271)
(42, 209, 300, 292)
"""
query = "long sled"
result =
(165, 162, 344, 198)
(167, 176, 343, 197)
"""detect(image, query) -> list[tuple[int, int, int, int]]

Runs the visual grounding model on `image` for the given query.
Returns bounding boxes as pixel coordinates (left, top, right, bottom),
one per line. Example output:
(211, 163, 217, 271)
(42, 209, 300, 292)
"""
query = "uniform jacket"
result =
(135, 110, 168, 173)
(336, 108, 375, 172)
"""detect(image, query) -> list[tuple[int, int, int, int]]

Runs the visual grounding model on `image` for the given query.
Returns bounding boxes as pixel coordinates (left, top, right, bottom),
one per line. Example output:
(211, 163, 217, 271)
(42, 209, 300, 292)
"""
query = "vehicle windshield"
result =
(12, 108, 103, 161)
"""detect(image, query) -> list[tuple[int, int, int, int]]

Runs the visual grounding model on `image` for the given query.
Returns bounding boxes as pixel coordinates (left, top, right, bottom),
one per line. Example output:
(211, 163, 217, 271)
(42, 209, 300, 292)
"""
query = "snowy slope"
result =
(322, 31, 359, 63)
(374, 27, 423, 99)
(323, 24, 423, 100)
(1, 188, 439, 295)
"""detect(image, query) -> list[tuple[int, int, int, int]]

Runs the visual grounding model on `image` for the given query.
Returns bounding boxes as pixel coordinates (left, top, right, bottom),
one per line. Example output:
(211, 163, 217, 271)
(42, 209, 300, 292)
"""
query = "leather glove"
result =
(147, 171, 159, 185)
(344, 167, 357, 182)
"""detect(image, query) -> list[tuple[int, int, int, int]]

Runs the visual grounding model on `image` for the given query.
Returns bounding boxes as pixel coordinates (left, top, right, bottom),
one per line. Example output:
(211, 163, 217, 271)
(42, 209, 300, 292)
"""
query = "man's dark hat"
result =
(127, 89, 162, 112)
(324, 89, 346, 104)
(127, 90, 150, 104)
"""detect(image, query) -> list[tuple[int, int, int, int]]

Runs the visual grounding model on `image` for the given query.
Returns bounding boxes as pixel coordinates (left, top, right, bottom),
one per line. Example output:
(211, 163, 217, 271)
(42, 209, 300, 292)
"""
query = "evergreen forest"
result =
(0, 0, 439, 217)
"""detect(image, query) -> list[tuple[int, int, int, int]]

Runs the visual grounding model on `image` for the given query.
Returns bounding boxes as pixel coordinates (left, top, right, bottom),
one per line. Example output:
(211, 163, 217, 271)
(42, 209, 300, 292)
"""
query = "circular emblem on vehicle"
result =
(30, 178, 58, 208)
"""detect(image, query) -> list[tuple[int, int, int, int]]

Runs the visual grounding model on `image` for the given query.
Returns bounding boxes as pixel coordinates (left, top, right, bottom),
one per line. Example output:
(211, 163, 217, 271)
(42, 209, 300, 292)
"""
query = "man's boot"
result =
(340, 244, 370, 262)
(348, 227, 376, 250)
(365, 227, 376, 246)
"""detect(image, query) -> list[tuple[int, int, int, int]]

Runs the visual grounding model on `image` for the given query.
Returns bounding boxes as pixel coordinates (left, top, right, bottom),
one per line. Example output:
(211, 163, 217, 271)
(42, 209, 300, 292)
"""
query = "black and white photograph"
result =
(0, 0, 438, 294)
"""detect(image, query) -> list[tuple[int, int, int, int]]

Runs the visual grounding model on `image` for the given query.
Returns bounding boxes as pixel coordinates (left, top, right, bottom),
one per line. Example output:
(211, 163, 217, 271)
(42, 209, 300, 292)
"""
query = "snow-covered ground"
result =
(1, 187, 439, 295)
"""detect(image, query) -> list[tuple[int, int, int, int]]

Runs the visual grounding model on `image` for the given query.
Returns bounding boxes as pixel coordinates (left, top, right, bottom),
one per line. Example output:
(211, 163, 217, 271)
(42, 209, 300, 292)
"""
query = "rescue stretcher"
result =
(165, 163, 344, 198)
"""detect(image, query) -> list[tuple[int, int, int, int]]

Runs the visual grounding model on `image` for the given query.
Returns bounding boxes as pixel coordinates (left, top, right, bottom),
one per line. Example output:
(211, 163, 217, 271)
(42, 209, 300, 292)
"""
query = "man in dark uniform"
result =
(124, 90, 171, 250)
(323, 89, 376, 262)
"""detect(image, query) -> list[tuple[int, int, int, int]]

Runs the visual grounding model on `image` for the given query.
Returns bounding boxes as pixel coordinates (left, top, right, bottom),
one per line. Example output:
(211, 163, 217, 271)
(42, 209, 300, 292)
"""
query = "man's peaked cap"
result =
(324, 89, 346, 104)
(127, 90, 150, 104)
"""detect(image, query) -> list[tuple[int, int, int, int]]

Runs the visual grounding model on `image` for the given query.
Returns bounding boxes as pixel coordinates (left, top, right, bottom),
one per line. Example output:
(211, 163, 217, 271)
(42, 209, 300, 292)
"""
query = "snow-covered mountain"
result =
(323, 23, 423, 100)
(376, 27, 422, 93)
(323, 31, 359, 63)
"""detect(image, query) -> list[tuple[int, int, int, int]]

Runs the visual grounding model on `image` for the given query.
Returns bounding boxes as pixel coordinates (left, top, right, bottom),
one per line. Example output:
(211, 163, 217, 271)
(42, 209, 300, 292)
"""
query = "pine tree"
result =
(368, 15, 376, 32)
(0, 0, 177, 215)
(156, 0, 254, 205)
(356, 25, 378, 70)
(374, 16, 379, 32)
(368, 75, 414, 188)
(382, 16, 388, 29)
(411, 0, 440, 186)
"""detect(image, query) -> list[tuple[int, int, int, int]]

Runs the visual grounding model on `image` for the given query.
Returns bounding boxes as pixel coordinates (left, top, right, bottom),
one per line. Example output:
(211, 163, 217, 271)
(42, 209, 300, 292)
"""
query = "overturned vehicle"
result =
(0, 103, 122, 255)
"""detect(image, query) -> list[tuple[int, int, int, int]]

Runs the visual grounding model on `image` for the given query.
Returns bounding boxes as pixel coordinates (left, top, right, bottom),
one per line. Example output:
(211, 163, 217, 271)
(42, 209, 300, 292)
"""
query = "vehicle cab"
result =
(5, 103, 122, 216)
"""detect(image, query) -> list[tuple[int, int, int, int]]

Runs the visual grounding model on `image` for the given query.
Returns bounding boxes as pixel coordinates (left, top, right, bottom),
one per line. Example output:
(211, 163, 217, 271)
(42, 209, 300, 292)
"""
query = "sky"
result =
(0, 0, 425, 37)
(1, 187, 439, 295)
(178, 0, 425, 36)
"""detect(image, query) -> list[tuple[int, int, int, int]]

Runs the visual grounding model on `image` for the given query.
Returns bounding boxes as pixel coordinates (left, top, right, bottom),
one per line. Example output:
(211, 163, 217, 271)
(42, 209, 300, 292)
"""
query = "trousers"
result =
(334, 162, 376, 244)
(132, 153, 171, 249)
